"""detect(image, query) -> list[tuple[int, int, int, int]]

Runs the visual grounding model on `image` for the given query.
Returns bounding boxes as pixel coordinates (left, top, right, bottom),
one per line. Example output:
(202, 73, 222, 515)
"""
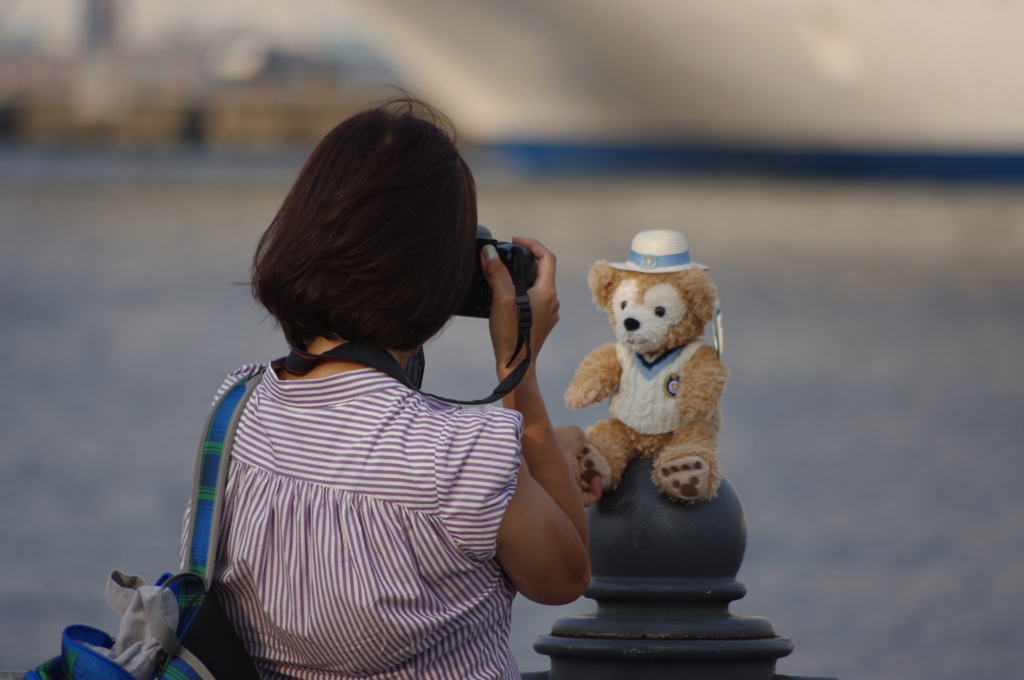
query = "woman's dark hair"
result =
(252, 99, 478, 351)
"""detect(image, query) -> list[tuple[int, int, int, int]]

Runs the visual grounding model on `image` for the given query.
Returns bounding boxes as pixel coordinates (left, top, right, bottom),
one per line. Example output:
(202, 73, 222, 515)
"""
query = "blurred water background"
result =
(3, 147, 1023, 680)
(4, 1, 1024, 679)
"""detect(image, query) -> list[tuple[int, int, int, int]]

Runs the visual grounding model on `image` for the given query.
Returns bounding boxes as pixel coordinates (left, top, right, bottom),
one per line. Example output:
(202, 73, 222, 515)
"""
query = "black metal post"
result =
(524, 458, 836, 680)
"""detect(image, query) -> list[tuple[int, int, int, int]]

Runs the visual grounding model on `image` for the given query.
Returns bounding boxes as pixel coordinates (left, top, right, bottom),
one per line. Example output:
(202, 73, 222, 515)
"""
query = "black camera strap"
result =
(283, 295, 533, 406)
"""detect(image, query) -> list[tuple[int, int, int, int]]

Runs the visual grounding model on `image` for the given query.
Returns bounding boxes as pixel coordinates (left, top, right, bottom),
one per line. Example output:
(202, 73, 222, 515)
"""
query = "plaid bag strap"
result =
(181, 368, 266, 588)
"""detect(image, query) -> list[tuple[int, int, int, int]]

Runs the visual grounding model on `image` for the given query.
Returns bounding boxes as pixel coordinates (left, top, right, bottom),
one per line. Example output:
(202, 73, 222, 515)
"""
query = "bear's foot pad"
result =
(579, 444, 613, 491)
(657, 457, 712, 502)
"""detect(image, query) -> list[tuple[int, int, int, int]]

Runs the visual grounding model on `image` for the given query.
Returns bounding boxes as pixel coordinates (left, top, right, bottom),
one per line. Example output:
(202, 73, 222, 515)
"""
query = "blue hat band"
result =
(629, 249, 691, 269)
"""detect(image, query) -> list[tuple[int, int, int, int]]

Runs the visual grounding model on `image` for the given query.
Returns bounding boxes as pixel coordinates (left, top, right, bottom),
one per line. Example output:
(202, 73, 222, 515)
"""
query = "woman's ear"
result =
(588, 262, 622, 312)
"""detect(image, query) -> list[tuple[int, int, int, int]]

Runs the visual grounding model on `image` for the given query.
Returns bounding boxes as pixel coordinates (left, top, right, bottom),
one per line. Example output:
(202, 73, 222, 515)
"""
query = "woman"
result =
(188, 99, 598, 680)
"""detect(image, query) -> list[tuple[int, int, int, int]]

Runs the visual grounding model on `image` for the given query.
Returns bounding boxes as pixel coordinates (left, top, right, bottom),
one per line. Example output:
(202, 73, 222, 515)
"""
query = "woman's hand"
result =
(481, 238, 559, 379)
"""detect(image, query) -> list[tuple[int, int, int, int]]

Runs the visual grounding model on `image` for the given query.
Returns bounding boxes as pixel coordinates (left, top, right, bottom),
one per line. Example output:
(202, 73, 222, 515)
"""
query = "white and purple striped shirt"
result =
(182, 364, 524, 680)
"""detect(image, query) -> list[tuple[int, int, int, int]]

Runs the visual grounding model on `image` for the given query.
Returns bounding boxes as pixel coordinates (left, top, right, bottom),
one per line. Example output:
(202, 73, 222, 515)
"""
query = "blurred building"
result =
(0, 0, 397, 145)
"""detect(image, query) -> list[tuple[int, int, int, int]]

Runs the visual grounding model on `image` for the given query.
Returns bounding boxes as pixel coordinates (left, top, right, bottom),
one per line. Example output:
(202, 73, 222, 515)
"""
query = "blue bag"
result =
(26, 370, 266, 680)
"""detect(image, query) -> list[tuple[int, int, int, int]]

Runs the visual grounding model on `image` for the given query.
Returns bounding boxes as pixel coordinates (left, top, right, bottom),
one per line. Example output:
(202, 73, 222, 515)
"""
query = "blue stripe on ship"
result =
(481, 142, 1024, 181)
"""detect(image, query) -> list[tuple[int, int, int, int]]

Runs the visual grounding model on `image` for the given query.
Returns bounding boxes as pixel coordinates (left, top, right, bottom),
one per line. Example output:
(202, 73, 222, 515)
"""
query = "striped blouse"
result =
(182, 364, 524, 680)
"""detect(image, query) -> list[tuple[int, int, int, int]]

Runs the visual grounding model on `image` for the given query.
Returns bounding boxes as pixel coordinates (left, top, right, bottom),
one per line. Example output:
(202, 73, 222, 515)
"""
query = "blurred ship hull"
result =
(347, 0, 1024, 155)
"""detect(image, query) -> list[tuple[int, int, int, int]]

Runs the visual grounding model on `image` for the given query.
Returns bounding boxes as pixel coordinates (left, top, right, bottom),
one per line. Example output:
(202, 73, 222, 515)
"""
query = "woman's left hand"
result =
(482, 237, 560, 378)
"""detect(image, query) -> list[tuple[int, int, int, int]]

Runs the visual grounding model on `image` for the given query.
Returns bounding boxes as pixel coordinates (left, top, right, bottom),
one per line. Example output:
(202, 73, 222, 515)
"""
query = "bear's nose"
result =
(623, 318, 640, 332)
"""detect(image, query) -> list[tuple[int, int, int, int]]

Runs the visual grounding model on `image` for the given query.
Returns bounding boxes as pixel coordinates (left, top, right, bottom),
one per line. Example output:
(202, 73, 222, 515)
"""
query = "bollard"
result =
(525, 458, 836, 680)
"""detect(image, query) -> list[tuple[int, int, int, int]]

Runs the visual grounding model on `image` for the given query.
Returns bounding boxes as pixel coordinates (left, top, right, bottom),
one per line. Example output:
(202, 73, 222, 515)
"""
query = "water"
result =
(2, 148, 1023, 679)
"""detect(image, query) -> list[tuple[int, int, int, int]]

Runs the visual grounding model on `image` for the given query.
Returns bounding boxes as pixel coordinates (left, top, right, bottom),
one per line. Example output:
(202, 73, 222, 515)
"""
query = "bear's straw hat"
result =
(609, 230, 709, 273)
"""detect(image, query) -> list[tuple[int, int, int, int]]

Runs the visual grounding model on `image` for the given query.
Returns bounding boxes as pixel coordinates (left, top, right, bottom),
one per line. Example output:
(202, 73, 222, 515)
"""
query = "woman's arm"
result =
(497, 381, 591, 604)
(483, 239, 591, 604)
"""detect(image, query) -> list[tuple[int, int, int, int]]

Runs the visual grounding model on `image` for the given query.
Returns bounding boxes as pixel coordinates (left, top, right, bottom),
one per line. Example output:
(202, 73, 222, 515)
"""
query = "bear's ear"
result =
(588, 262, 622, 311)
(681, 269, 717, 324)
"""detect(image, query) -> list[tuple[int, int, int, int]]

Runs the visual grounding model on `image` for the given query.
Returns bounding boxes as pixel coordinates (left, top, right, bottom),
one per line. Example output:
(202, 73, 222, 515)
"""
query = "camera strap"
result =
(282, 296, 534, 406)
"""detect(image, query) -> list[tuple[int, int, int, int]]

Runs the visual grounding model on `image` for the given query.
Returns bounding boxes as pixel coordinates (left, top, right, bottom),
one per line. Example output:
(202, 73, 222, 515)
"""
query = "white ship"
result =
(343, 0, 1024, 157)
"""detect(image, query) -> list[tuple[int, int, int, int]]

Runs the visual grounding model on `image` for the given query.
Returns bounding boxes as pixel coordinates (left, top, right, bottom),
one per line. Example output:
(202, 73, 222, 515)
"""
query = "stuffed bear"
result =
(565, 230, 728, 502)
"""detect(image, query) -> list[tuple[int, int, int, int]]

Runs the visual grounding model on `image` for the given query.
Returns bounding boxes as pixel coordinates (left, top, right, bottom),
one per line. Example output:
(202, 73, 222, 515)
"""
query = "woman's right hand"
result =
(481, 238, 560, 380)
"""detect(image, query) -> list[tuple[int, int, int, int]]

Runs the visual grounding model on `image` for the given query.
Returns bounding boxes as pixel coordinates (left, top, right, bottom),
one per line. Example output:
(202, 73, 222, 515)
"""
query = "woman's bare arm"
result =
(483, 238, 591, 604)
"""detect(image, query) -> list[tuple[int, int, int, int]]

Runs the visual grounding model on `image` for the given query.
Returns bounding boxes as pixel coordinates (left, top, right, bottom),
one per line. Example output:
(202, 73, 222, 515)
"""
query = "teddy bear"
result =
(565, 230, 728, 502)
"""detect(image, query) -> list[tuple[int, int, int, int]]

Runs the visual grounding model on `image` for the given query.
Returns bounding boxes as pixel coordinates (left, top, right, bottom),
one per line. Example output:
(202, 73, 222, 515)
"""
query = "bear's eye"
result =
(620, 301, 627, 310)
(654, 306, 665, 317)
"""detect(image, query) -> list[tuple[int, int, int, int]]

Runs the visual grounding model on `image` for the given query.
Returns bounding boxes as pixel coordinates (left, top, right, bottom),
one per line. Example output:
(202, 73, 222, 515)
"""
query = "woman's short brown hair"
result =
(252, 99, 477, 351)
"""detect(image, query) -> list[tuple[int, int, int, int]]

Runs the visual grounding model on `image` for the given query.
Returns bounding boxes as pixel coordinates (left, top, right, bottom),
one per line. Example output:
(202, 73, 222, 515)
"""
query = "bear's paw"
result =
(565, 383, 605, 410)
(579, 444, 613, 491)
(656, 456, 713, 503)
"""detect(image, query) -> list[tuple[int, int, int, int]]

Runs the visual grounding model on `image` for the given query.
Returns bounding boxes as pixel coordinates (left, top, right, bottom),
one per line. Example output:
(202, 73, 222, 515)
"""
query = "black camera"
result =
(457, 225, 537, 318)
